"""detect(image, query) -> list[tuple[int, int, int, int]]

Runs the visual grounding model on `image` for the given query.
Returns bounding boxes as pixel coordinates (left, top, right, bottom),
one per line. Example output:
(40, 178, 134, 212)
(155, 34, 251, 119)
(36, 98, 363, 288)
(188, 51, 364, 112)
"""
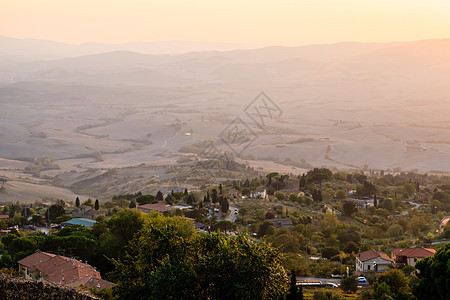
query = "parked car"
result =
(358, 276, 367, 283)
(326, 283, 338, 288)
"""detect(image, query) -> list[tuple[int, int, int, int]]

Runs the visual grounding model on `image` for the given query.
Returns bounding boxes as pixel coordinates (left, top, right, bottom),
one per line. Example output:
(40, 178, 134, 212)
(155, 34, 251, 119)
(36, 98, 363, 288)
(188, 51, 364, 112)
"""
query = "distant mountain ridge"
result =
(0, 35, 264, 65)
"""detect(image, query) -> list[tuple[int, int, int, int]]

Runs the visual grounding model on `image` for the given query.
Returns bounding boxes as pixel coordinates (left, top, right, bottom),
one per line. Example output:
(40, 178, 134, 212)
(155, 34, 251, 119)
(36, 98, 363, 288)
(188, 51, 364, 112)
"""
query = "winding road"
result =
(226, 206, 238, 222)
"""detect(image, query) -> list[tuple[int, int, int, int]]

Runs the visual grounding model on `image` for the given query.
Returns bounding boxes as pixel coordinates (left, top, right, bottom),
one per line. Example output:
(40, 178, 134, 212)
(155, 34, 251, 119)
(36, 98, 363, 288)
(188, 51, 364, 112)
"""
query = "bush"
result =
(321, 246, 340, 260)
(387, 224, 403, 237)
(313, 289, 341, 300)
(340, 276, 358, 293)
(344, 242, 359, 254)
(372, 269, 411, 299)
(275, 192, 286, 201)
(335, 190, 347, 199)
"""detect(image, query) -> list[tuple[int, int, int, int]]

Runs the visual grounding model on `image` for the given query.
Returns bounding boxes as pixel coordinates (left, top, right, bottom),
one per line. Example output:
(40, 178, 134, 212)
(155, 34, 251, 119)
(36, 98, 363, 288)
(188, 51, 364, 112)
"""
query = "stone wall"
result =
(0, 275, 99, 300)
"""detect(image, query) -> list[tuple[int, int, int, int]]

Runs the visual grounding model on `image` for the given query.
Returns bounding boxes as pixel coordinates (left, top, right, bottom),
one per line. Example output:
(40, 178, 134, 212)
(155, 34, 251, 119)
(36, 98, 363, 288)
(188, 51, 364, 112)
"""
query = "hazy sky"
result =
(2, 0, 450, 45)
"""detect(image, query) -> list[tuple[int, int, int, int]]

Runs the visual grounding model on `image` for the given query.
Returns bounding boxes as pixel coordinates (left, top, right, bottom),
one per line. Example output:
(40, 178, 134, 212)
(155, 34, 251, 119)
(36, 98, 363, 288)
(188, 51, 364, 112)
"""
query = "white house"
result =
(356, 249, 393, 274)
(250, 186, 267, 199)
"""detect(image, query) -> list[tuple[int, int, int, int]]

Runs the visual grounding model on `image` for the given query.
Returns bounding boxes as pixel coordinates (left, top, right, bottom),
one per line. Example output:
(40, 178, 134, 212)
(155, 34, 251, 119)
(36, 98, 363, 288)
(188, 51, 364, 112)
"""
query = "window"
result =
(368, 265, 371, 270)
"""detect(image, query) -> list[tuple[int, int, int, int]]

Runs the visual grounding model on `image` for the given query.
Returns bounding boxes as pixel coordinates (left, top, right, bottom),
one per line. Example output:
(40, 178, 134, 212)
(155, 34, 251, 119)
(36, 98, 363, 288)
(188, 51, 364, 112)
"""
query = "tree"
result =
(219, 183, 223, 194)
(156, 191, 163, 201)
(9, 237, 37, 258)
(306, 168, 332, 188)
(94, 199, 99, 210)
(31, 215, 44, 226)
(75, 197, 80, 207)
(165, 194, 173, 205)
(8, 204, 15, 218)
(212, 220, 236, 232)
(129, 200, 136, 209)
(342, 201, 357, 217)
(387, 224, 403, 237)
(288, 193, 299, 202)
(47, 204, 65, 222)
(344, 242, 359, 254)
(403, 183, 415, 197)
(373, 269, 411, 299)
(259, 221, 275, 237)
(312, 189, 322, 202)
(211, 189, 218, 203)
(265, 212, 275, 219)
(267, 172, 279, 184)
(321, 246, 339, 259)
(299, 174, 306, 190)
(136, 194, 156, 205)
(113, 215, 288, 299)
(319, 213, 340, 235)
(102, 209, 146, 260)
(340, 276, 358, 293)
(220, 197, 229, 213)
(275, 192, 286, 201)
(372, 282, 393, 300)
(187, 193, 196, 205)
(288, 270, 298, 300)
(84, 198, 93, 206)
(379, 198, 394, 212)
(413, 243, 449, 300)
(335, 190, 346, 199)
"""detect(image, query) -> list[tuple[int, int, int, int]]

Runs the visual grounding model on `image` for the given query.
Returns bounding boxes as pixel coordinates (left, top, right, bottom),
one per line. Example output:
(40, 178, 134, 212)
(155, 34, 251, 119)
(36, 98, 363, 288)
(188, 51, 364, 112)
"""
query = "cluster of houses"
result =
(355, 248, 436, 274)
(71, 205, 105, 220)
(17, 250, 114, 290)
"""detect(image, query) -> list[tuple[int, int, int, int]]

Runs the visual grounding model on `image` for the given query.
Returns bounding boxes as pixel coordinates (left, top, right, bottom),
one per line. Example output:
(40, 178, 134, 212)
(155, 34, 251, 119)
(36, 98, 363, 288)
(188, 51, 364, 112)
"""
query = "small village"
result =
(1, 168, 449, 298)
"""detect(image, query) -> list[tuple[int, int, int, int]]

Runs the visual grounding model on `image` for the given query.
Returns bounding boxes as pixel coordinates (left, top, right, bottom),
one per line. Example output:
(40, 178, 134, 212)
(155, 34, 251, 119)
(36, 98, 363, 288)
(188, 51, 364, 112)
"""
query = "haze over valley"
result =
(1, 36, 450, 200)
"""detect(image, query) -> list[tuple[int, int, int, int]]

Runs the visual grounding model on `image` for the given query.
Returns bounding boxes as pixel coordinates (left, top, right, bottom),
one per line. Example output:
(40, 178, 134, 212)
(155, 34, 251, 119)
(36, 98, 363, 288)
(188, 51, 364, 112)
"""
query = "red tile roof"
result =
(391, 248, 436, 258)
(138, 202, 174, 212)
(357, 249, 394, 262)
(17, 251, 56, 271)
(69, 277, 115, 290)
(18, 251, 114, 289)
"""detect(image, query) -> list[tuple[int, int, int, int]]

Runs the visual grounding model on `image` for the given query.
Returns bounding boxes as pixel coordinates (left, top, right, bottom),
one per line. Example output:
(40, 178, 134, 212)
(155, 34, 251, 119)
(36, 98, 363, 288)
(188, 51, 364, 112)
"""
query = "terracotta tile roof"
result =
(67, 277, 115, 290)
(138, 202, 174, 212)
(378, 252, 394, 262)
(18, 251, 111, 289)
(34, 255, 66, 274)
(78, 205, 92, 209)
(17, 251, 56, 271)
(357, 249, 393, 262)
(255, 186, 267, 193)
(391, 248, 436, 258)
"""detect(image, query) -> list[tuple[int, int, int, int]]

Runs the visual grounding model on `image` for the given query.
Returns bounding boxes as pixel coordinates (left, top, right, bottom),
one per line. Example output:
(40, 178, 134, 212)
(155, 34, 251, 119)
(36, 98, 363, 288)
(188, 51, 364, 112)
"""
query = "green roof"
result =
(65, 218, 96, 227)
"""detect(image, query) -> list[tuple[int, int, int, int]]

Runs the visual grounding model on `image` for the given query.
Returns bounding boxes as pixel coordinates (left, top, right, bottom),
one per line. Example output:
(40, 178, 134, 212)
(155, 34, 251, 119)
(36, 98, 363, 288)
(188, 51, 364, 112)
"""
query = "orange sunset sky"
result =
(1, 0, 450, 45)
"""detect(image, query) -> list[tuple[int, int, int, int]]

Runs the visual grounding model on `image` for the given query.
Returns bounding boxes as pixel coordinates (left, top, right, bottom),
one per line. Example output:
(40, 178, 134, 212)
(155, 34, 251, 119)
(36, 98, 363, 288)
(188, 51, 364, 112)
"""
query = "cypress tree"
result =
(288, 270, 298, 300)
